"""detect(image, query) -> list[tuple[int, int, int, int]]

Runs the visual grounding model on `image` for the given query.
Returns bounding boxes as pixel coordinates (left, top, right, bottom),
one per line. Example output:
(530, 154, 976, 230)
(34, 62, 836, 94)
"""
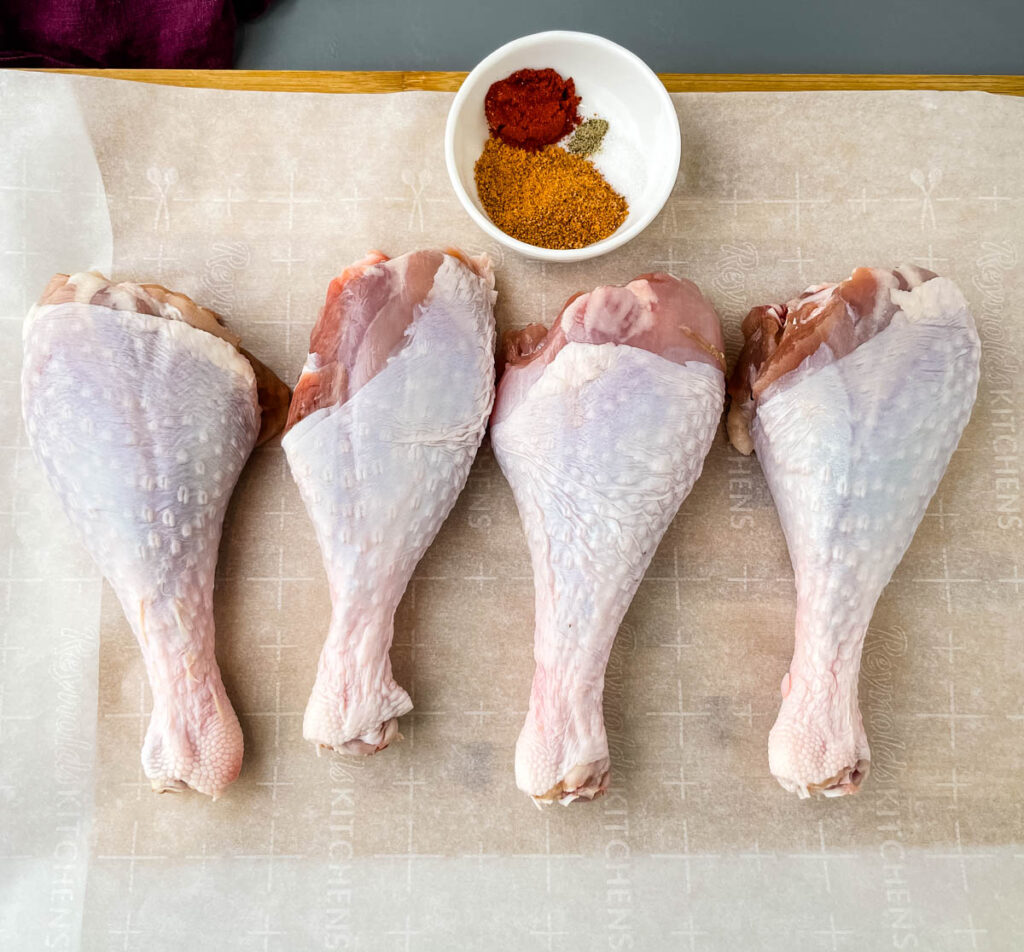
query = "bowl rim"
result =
(444, 30, 681, 263)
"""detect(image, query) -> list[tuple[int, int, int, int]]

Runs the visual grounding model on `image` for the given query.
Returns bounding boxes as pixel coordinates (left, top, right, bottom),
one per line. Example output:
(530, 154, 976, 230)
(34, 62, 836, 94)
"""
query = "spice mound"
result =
(474, 138, 628, 250)
(567, 118, 609, 156)
(484, 68, 581, 151)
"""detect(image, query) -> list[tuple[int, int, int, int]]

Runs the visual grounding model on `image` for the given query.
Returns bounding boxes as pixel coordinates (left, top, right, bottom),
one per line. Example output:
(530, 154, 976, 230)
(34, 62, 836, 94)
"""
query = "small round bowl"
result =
(445, 31, 680, 262)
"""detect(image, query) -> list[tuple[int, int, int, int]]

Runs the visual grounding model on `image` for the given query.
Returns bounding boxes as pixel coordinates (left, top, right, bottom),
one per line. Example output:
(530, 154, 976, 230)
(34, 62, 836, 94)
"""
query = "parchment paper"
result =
(1, 72, 1022, 951)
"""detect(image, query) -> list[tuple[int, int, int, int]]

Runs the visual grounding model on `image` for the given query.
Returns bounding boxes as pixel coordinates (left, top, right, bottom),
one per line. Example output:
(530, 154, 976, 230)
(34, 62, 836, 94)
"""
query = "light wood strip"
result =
(36, 69, 1024, 96)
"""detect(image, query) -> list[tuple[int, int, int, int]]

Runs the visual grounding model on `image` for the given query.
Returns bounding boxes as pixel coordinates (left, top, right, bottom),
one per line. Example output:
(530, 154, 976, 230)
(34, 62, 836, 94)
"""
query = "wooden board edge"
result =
(659, 73, 1024, 95)
(32, 69, 1024, 96)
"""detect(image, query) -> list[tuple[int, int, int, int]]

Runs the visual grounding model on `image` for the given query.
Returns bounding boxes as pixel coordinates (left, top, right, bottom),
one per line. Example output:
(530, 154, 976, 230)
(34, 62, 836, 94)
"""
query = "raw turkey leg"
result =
(728, 266, 980, 798)
(284, 249, 496, 754)
(22, 273, 290, 797)
(491, 273, 725, 803)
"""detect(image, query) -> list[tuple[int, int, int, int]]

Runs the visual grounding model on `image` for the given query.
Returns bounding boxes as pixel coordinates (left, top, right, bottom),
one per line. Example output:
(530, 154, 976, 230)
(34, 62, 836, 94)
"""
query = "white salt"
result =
(567, 92, 648, 206)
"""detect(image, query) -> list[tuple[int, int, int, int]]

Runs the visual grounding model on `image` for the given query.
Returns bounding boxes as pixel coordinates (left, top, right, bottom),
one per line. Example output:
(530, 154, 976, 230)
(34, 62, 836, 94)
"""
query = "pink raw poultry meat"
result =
(728, 266, 980, 797)
(284, 249, 496, 754)
(491, 273, 725, 803)
(22, 272, 289, 797)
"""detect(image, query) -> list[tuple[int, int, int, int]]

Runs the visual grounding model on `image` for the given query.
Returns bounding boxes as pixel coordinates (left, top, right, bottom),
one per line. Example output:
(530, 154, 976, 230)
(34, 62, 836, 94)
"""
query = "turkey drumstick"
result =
(728, 266, 980, 797)
(492, 272, 725, 804)
(22, 272, 289, 797)
(283, 249, 496, 754)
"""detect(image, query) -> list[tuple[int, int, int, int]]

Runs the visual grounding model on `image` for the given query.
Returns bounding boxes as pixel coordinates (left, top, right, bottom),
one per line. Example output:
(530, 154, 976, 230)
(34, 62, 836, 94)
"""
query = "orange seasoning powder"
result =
(474, 138, 629, 250)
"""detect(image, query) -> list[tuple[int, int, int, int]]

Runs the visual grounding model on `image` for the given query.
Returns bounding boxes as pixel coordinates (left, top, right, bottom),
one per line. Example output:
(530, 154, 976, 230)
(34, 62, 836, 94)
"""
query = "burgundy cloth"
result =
(1, 0, 273, 68)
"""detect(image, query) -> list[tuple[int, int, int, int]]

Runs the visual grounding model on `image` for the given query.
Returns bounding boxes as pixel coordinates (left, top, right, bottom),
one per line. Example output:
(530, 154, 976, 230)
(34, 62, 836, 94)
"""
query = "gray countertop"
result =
(237, 0, 1024, 73)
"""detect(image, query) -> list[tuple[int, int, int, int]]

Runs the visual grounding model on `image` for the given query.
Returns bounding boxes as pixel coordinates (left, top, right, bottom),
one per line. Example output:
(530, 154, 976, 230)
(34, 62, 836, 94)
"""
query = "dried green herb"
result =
(566, 118, 610, 155)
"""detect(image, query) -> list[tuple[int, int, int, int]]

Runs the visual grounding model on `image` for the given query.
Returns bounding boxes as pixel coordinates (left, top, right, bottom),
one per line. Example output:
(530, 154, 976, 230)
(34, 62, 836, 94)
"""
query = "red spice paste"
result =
(483, 68, 581, 151)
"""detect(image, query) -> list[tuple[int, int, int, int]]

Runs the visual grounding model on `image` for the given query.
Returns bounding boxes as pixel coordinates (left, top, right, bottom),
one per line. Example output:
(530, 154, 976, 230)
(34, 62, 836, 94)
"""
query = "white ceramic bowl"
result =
(445, 31, 680, 262)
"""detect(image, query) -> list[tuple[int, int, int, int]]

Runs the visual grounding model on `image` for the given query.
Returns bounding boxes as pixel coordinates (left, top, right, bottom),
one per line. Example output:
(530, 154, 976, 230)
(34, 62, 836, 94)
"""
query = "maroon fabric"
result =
(1, 0, 273, 68)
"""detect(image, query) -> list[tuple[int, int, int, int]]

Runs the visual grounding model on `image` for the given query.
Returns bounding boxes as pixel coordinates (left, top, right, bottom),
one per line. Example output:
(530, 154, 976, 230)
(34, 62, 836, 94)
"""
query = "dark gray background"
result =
(237, 0, 1024, 73)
